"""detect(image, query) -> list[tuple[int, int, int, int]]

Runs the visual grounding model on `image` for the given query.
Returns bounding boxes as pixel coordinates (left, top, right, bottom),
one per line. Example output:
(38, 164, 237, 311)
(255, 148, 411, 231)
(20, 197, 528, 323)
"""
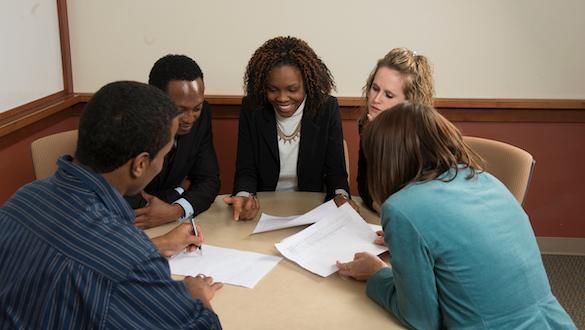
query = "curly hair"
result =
(243, 36, 335, 115)
(149, 54, 203, 92)
(359, 48, 434, 125)
(76, 81, 178, 173)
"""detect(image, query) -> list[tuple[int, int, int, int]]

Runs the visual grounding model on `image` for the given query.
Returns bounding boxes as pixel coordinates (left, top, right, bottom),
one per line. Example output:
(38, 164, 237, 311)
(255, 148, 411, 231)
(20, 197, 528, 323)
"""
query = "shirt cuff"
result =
(235, 191, 251, 198)
(366, 267, 394, 301)
(173, 198, 194, 223)
(334, 189, 349, 198)
(174, 187, 185, 195)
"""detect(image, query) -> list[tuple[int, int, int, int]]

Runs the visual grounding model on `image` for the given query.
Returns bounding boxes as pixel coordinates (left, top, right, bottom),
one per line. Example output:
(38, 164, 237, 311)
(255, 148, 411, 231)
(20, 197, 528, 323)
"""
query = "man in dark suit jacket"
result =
(126, 55, 220, 229)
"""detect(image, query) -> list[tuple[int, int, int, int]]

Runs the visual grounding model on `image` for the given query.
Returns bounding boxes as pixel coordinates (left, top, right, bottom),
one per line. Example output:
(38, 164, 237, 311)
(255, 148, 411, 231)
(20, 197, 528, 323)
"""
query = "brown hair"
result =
(359, 48, 434, 125)
(243, 36, 335, 115)
(362, 102, 483, 205)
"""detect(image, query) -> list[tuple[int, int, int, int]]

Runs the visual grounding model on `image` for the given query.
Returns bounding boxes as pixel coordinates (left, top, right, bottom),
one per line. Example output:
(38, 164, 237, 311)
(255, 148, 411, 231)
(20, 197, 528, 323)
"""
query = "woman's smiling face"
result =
(266, 65, 306, 117)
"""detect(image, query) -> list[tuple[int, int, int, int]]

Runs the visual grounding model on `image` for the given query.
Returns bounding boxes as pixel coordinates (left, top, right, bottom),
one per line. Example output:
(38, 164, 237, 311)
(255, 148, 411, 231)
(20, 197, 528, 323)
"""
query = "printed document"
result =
(169, 245, 282, 288)
(252, 199, 338, 234)
(275, 203, 388, 277)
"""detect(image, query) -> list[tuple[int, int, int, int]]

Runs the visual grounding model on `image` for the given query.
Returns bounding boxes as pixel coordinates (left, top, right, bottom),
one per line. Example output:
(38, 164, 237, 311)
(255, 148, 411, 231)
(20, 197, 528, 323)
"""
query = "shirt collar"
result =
(275, 97, 306, 124)
(56, 155, 135, 222)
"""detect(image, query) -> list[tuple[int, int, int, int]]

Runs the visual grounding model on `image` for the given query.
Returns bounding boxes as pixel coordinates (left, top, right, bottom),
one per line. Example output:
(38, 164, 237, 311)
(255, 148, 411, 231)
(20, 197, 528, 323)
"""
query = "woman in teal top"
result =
(337, 103, 574, 329)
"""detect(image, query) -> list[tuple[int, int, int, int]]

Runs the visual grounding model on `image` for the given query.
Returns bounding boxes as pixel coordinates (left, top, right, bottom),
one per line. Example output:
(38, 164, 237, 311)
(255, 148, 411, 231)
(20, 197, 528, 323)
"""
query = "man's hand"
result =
(151, 222, 203, 257)
(336, 252, 389, 281)
(135, 192, 183, 229)
(333, 194, 360, 213)
(184, 275, 223, 311)
(223, 195, 259, 221)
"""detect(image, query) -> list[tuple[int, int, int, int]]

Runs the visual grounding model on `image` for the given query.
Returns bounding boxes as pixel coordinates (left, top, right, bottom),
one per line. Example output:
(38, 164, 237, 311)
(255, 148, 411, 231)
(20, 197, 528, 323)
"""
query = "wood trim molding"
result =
(0, 94, 80, 138)
(36, 94, 585, 124)
(0, 91, 66, 122)
(206, 95, 243, 106)
(0, 0, 73, 138)
(435, 98, 585, 110)
(76, 93, 92, 102)
(57, 0, 73, 93)
(2, 94, 584, 138)
(205, 95, 585, 110)
(435, 108, 585, 123)
(203, 96, 585, 122)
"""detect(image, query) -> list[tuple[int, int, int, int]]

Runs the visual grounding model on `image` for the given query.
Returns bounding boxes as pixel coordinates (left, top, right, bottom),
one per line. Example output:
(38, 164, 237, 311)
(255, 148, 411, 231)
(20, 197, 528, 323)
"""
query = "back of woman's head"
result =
(362, 102, 482, 205)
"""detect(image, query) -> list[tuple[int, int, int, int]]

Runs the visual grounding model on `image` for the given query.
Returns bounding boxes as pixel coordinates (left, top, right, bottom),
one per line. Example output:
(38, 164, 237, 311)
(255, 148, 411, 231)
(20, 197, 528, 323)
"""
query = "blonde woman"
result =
(358, 48, 434, 212)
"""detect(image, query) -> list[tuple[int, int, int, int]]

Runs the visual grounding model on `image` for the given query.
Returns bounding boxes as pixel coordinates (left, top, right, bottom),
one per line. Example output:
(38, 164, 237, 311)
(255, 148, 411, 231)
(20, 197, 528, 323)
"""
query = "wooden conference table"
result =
(145, 192, 404, 330)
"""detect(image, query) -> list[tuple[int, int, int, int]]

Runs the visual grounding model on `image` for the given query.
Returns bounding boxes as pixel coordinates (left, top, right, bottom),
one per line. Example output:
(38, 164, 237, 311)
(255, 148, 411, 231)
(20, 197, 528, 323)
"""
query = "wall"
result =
(0, 0, 64, 112)
(67, 0, 585, 99)
(204, 113, 585, 239)
(455, 122, 585, 237)
(0, 106, 81, 203)
(1, 102, 584, 238)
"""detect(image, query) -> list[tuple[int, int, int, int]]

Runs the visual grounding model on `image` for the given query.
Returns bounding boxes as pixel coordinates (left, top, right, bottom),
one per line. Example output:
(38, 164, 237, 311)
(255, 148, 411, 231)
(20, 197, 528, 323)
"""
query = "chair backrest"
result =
(343, 139, 350, 179)
(463, 136, 535, 205)
(31, 130, 78, 180)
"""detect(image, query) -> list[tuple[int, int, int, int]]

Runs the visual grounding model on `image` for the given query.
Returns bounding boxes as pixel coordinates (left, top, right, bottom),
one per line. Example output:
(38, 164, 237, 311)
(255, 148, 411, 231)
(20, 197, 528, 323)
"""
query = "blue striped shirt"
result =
(0, 156, 221, 329)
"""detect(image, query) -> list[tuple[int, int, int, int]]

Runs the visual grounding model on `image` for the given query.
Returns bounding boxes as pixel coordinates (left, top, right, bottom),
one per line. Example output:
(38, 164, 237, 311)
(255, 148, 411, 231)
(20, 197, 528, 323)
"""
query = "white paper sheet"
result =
(252, 199, 338, 234)
(168, 245, 282, 288)
(369, 224, 382, 232)
(252, 214, 300, 234)
(275, 203, 388, 277)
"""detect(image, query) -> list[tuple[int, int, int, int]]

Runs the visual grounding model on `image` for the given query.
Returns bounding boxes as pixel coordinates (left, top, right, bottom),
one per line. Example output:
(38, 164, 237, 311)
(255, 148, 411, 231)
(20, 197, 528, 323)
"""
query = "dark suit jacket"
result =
(357, 125, 374, 210)
(233, 96, 349, 200)
(126, 101, 220, 217)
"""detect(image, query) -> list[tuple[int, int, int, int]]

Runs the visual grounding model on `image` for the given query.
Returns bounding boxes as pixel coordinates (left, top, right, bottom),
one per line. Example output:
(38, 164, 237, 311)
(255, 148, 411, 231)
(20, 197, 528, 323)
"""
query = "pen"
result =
(189, 214, 203, 254)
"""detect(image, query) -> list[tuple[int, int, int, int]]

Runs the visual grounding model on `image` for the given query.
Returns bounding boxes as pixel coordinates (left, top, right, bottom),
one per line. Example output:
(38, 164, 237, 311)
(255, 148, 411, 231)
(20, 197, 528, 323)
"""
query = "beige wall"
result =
(0, 0, 63, 112)
(68, 0, 585, 99)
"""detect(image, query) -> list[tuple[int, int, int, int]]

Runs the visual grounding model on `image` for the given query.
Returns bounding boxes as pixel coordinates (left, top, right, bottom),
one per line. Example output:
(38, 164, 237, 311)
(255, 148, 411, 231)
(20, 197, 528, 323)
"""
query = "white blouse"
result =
(274, 98, 305, 191)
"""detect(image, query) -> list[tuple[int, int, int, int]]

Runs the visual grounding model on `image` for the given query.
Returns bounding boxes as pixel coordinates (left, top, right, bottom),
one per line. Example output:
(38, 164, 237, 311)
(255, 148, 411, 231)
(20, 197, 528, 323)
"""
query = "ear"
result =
(130, 152, 150, 178)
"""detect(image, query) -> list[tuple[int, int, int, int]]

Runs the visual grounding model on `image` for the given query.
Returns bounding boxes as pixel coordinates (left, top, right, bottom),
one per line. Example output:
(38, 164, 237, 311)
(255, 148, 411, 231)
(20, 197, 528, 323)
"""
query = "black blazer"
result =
(357, 121, 374, 211)
(126, 101, 220, 216)
(233, 96, 349, 200)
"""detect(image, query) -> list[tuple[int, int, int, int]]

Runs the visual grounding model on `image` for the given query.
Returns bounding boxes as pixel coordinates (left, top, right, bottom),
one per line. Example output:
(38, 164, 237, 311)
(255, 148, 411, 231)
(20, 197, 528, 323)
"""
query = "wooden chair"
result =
(463, 136, 535, 205)
(30, 130, 78, 180)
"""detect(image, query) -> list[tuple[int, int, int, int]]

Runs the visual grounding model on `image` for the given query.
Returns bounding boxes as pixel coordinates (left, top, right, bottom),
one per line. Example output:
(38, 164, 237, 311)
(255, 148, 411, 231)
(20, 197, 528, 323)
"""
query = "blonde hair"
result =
(359, 48, 435, 124)
(362, 102, 483, 205)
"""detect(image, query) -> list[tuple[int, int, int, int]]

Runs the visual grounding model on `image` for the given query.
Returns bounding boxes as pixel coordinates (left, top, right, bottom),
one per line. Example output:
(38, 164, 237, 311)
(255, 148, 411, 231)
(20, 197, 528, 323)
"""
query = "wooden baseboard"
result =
(537, 237, 585, 256)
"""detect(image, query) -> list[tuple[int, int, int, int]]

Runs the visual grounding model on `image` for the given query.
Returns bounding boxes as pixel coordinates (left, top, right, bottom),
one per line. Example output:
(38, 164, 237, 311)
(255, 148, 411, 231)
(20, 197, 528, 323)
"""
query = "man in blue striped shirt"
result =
(0, 81, 222, 329)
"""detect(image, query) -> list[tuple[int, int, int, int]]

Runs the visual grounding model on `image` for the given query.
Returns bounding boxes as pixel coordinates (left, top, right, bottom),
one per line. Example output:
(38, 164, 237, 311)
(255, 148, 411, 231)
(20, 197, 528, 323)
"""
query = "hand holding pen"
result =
(151, 221, 203, 258)
(188, 213, 203, 255)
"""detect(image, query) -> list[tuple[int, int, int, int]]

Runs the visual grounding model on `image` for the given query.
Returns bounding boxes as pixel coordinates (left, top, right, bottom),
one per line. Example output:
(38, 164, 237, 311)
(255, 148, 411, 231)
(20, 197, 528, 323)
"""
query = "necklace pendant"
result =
(277, 122, 301, 144)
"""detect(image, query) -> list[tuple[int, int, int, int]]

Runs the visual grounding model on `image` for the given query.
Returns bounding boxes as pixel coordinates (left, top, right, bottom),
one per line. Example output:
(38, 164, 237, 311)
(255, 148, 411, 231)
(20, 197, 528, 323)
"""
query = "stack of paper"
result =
(169, 245, 282, 288)
(275, 203, 388, 277)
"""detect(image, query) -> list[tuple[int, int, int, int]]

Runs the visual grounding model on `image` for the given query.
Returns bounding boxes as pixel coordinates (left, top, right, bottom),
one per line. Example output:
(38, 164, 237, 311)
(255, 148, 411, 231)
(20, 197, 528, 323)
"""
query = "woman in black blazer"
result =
(357, 48, 435, 212)
(224, 36, 353, 220)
